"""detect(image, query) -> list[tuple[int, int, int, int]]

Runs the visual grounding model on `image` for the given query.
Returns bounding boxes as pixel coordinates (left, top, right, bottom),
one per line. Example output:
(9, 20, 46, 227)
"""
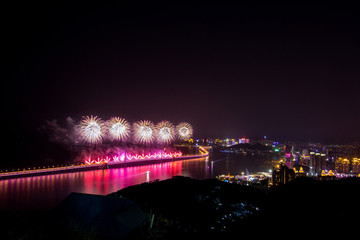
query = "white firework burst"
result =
(156, 121, 175, 144)
(107, 117, 130, 141)
(133, 120, 156, 144)
(176, 122, 193, 140)
(78, 116, 106, 144)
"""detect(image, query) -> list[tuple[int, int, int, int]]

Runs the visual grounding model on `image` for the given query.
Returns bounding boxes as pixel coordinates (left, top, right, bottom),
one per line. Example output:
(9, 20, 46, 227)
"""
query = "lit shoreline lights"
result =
(84, 151, 183, 165)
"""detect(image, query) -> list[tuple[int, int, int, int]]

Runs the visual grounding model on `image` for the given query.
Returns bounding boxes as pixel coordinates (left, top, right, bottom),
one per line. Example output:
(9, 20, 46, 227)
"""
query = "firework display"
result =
(133, 120, 156, 144)
(77, 116, 193, 144)
(84, 151, 183, 165)
(78, 116, 106, 144)
(107, 117, 130, 141)
(176, 122, 193, 140)
(156, 120, 175, 144)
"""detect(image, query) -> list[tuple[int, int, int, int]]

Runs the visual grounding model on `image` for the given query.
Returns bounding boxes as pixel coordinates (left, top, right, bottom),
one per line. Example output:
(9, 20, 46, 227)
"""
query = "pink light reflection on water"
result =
(0, 158, 205, 210)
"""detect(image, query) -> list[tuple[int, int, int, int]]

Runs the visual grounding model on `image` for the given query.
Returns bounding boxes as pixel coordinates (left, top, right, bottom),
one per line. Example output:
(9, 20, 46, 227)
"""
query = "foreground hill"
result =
(110, 176, 360, 239)
(2, 176, 359, 239)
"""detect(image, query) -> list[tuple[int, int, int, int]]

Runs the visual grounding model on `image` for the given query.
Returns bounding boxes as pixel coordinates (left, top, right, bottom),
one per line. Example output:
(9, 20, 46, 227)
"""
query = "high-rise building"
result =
(272, 162, 296, 186)
(310, 151, 315, 175)
(309, 151, 327, 175)
(315, 153, 327, 174)
(300, 149, 310, 166)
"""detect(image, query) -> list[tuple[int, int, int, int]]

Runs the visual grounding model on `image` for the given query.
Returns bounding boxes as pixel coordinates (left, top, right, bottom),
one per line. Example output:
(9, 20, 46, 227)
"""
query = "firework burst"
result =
(176, 122, 193, 140)
(133, 120, 156, 144)
(78, 116, 106, 144)
(107, 117, 130, 141)
(156, 120, 175, 144)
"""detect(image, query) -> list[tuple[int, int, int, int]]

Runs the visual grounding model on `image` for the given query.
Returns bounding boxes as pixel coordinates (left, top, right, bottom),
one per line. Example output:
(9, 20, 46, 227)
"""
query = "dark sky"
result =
(5, 3, 360, 143)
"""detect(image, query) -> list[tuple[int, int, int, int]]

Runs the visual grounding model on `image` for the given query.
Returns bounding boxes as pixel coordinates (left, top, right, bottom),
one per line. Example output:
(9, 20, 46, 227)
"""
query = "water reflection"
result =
(0, 153, 272, 210)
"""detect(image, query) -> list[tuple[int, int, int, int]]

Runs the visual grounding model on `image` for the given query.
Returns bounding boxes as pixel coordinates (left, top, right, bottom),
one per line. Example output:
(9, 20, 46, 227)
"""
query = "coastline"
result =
(0, 153, 209, 180)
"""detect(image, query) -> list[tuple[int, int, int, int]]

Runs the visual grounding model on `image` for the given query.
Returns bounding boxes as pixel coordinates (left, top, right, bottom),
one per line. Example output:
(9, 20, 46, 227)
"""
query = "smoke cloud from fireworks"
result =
(45, 116, 193, 145)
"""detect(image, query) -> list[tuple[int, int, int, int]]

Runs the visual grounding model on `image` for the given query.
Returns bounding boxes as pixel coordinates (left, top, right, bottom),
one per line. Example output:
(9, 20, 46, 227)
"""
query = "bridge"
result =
(0, 146, 210, 180)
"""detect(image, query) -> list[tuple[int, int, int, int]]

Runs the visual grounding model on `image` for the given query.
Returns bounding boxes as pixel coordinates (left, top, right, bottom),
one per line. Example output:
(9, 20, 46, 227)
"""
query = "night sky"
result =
(5, 3, 360, 143)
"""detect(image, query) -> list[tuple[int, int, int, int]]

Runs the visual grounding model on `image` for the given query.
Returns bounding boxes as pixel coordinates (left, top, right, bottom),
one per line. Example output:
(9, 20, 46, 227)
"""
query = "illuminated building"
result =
(335, 158, 350, 173)
(300, 149, 310, 166)
(272, 162, 295, 186)
(326, 145, 359, 170)
(309, 151, 327, 175)
(309, 151, 315, 175)
(335, 157, 360, 174)
(326, 156, 336, 171)
(284, 146, 293, 168)
(315, 153, 327, 174)
(352, 158, 360, 174)
(318, 169, 336, 181)
(238, 137, 250, 144)
(294, 166, 306, 177)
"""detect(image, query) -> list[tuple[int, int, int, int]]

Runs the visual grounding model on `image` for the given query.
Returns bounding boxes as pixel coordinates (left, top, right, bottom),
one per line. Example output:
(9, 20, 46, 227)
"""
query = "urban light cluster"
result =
(336, 157, 360, 174)
(77, 116, 193, 144)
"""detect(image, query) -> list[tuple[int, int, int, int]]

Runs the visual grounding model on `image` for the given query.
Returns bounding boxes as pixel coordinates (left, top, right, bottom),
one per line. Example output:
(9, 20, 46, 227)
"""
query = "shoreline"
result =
(0, 153, 209, 180)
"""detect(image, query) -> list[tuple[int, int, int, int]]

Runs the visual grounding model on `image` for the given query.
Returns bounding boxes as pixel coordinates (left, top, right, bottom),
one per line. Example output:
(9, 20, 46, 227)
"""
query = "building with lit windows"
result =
(293, 166, 306, 178)
(309, 151, 327, 175)
(238, 137, 249, 144)
(300, 149, 310, 166)
(309, 151, 315, 175)
(353, 158, 360, 174)
(335, 157, 360, 174)
(272, 162, 296, 186)
(336, 158, 350, 173)
(316, 153, 327, 174)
